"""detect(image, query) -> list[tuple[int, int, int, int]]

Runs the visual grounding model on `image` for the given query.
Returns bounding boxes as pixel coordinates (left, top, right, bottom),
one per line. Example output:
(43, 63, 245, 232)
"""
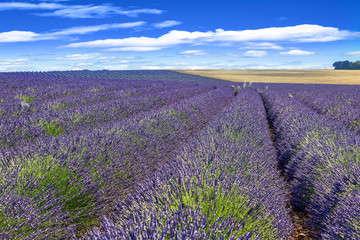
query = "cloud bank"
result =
(153, 20, 182, 29)
(0, 22, 146, 43)
(0, 2, 163, 18)
(243, 50, 268, 57)
(279, 50, 315, 55)
(345, 51, 360, 56)
(64, 24, 357, 51)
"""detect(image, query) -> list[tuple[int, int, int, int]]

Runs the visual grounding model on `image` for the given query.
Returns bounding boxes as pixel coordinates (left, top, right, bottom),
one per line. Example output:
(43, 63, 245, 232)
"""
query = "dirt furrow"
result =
(259, 92, 315, 240)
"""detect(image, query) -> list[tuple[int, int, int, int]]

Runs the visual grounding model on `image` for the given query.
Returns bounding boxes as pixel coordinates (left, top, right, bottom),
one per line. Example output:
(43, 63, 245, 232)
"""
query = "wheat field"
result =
(175, 69, 360, 85)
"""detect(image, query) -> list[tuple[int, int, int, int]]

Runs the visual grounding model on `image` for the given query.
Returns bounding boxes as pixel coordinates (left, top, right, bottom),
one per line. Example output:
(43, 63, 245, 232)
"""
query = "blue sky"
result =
(0, 0, 359, 71)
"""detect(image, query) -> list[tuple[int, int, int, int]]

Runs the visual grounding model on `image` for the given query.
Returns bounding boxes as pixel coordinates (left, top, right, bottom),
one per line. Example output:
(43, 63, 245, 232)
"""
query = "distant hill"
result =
(333, 60, 360, 70)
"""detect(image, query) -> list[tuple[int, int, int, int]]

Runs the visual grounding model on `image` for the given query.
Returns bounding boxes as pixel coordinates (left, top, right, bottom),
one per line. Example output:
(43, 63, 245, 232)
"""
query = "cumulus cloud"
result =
(0, 31, 43, 42)
(0, 22, 145, 43)
(57, 53, 117, 61)
(64, 24, 357, 51)
(211, 25, 354, 42)
(243, 50, 267, 57)
(240, 42, 283, 50)
(153, 20, 182, 29)
(63, 53, 101, 60)
(0, 2, 163, 18)
(181, 50, 207, 55)
(345, 51, 360, 56)
(106, 47, 164, 51)
(279, 49, 315, 55)
(65, 30, 213, 49)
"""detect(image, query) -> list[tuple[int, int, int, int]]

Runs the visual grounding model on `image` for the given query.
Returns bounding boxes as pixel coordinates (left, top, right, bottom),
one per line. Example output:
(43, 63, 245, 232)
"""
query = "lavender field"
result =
(0, 70, 359, 239)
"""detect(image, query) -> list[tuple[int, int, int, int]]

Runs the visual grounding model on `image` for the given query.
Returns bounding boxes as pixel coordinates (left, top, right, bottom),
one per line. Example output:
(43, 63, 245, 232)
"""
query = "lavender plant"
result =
(261, 88, 360, 238)
(86, 88, 293, 239)
(0, 74, 233, 239)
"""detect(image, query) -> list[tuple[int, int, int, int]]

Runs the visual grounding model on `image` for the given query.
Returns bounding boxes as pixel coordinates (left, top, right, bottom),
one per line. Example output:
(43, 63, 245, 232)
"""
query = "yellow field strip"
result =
(174, 69, 360, 85)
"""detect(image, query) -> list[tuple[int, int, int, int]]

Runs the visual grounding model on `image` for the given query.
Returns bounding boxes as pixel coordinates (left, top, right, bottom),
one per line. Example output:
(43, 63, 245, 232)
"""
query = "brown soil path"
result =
(261, 94, 316, 240)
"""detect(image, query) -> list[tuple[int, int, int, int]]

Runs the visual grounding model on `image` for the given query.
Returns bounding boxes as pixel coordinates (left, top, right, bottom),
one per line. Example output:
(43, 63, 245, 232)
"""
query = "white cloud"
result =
(0, 2, 163, 18)
(64, 30, 212, 49)
(243, 50, 267, 57)
(0, 31, 42, 42)
(117, 9, 163, 18)
(57, 53, 118, 61)
(102, 64, 128, 70)
(279, 49, 315, 55)
(98, 56, 116, 60)
(0, 2, 62, 10)
(106, 47, 164, 51)
(345, 51, 360, 56)
(73, 62, 93, 66)
(181, 50, 207, 55)
(154, 20, 182, 29)
(50, 22, 145, 36)
(64, 53, 100, 60)
(0, 58, 29, 65)
(240, 42, 283, 50)
(0, 22, 144, 43)
(0, 58, 29, 71)
(64, 24, 357, 51)
(173, 62, 190, 66)
(39, 6, 162, 18)
(211, 25, 354, 42)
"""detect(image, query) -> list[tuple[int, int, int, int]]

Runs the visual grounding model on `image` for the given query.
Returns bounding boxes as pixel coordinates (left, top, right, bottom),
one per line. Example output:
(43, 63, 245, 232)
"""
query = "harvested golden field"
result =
(175, 69, 360, 85)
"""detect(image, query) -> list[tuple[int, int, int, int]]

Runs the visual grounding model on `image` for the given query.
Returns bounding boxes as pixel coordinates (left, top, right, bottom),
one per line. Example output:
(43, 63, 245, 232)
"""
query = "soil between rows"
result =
(260, 93, 316, 240)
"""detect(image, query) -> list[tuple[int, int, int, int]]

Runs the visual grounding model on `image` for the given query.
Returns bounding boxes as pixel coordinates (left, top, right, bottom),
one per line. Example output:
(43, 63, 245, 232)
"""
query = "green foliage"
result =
(50, 102, 75, 111)
(157, 175, 277, 239)
(350, 119, 360, 131)
(90, 88, 103, 92)
(37, 119, 64, 136)
(0, 154, 100, 239)
(16, 94, 36, 103)
(333, 60, 360, 70)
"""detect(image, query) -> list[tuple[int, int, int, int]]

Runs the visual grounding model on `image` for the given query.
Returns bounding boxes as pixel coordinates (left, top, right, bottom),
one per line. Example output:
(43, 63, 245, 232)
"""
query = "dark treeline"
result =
(333, 60, 360, 70)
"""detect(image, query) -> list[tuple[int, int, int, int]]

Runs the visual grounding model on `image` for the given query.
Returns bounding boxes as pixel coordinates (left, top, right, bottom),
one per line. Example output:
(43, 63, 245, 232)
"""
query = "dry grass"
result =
(174, 69, 360, 85)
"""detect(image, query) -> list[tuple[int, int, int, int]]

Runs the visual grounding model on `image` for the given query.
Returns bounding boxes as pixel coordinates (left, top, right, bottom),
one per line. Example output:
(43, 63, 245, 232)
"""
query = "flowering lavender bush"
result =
(290, 89, 360, 133)
(86, 88, 293, 239)
(0, 71, 234, 239)
(1, 70, 359, 239)
(261, 88, 360, 239)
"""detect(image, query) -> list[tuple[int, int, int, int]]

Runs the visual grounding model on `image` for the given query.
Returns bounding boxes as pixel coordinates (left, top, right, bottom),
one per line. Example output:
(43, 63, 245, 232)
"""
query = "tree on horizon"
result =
(333, 60, 360, 69)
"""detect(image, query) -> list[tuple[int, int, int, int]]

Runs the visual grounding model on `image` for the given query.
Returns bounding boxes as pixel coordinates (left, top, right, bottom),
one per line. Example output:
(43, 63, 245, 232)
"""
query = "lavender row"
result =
(0, 79, 201, 117)
(86, 88, 293, 239)
(0, 70, 224, 86)
(261, 89, 360, 239)
(0, 85, 213, 148)
(289, 89, 360, 133)
(0, 86, 234, 239)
